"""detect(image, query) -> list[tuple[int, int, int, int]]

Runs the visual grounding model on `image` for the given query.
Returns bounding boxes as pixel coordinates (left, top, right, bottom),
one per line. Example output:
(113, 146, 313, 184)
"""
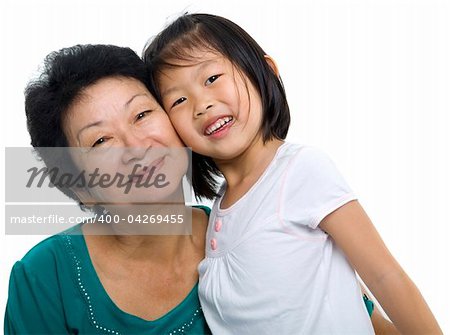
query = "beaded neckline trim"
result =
(61, 232, 203, 334)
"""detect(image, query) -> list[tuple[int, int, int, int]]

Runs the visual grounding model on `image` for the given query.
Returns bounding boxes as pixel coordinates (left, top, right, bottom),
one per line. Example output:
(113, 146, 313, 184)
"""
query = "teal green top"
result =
(5, 207, 212, 335)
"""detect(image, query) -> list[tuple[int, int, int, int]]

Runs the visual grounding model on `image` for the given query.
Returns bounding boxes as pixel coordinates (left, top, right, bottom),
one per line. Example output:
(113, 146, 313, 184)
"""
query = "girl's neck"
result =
(215, 138, 284, 208)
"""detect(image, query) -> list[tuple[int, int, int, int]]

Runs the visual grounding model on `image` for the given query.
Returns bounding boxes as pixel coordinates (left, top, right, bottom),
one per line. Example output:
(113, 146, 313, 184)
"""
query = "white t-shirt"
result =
(198, 143, 375, 335)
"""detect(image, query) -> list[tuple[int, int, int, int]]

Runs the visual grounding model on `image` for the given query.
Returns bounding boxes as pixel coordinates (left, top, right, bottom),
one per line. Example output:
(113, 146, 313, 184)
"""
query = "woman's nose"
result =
(121, 133, 150, 164)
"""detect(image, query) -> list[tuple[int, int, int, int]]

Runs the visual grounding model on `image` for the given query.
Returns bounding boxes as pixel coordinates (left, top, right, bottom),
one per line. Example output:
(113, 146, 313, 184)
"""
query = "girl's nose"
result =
(195, 103, 213, 118)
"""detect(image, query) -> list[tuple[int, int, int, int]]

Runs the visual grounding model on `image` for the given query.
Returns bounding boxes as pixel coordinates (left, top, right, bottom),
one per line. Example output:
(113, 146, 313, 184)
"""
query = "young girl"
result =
(143, 13, 442, 334)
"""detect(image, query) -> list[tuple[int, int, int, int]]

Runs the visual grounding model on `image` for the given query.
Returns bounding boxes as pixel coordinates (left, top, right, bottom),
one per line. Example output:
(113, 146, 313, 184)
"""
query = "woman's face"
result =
(62, 76, 188, 205)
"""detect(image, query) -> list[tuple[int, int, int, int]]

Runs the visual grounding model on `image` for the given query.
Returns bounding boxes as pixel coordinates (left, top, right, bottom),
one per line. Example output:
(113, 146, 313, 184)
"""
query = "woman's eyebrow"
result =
(76, 121, 102, 142)
(124, 93, 148, 108)
(76, 94, 149, 141)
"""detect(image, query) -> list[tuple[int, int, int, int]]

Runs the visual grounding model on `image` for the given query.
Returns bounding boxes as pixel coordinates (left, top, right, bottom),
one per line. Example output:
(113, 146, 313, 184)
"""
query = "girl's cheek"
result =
(169, 119, 186, 141)
(180, 128, 194, 145)
(174, 125, 196, 148)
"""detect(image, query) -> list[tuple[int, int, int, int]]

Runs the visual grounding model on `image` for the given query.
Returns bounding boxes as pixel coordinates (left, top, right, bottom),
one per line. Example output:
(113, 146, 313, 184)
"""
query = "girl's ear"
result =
(264, 55, 280, 77)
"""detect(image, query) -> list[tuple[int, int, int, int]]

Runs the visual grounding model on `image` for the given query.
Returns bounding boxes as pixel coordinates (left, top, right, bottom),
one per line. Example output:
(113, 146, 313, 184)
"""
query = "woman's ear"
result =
(264, 55, 280, 77)
(71, 187, 96, 208)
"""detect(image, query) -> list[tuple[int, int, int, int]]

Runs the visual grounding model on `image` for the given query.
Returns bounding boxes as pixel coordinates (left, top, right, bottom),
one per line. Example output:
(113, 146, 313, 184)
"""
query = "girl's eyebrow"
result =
(161, 59, 220, 97)
(161, 85, 180, 98)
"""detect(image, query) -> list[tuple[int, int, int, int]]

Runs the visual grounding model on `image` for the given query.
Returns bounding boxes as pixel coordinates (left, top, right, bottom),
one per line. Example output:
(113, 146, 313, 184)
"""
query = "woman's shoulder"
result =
(13, 224, 83, 275)
(191, 205, 210, 249)
(193, 204, 211, 216)
(5, 225, 86, 334)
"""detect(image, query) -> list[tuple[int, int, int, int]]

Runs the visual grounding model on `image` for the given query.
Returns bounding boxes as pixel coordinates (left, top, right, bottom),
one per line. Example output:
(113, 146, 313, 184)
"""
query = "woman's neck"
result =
(83, 191, 195, 265)
(83, 222, 191, 265)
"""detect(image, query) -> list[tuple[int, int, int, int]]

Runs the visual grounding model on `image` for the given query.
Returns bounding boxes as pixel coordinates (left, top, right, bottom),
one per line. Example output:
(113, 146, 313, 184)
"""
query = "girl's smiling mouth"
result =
(204, 116, 234, 136)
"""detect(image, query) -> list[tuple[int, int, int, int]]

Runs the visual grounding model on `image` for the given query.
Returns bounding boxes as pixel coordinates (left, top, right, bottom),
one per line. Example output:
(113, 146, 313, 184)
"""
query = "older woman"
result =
(4, 44, 212, 334)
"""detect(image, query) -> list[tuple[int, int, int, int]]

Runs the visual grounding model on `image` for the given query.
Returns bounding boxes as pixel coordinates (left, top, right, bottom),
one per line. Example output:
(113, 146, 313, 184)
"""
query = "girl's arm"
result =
(320, 200, 442, 335)
(360, 284, 401, 334)
(371, 305, 401, 335)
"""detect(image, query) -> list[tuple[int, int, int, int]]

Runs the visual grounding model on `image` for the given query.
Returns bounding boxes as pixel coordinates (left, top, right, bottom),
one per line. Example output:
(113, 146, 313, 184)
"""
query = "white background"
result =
(1, 0, 449, 332)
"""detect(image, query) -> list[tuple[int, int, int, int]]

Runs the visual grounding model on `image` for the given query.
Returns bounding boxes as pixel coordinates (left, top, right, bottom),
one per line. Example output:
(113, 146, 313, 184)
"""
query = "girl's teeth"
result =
(206, 117, 232, 135)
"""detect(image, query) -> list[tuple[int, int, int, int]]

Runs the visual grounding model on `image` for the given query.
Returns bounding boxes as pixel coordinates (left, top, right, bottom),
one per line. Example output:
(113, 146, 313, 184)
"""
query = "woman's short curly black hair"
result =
(26, 44, 151, 148)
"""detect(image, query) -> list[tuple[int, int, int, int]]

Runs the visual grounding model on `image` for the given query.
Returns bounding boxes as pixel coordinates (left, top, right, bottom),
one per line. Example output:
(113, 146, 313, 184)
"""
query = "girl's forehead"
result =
(160, 43, 226, 67)
(165, 49, 224, 67)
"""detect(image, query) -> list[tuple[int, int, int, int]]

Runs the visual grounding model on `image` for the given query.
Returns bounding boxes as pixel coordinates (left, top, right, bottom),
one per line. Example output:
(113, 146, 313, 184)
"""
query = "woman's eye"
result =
(92, 137, 106, 147)
(171, 97, 187, 108)
(205, 75, 220, 86)
(136, 110, 151, 121)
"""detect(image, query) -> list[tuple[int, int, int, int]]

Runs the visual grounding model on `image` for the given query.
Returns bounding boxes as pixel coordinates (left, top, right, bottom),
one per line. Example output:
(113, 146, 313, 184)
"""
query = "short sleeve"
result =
(4, 260, 67, 334)
(279, 146, 357, 229)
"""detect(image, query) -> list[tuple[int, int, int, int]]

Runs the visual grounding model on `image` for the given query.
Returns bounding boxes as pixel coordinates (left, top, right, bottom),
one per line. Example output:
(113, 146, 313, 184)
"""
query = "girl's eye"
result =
(171, 97, 187, 108)
(205, 75, 220, 86)
(136, 110, 151, 121)
(92, 137, 107, 147)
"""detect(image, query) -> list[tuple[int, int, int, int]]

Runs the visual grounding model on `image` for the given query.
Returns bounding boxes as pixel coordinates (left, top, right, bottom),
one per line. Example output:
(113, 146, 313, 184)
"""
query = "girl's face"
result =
(158, 50, 263, 161)
(62, 76, 188, 205)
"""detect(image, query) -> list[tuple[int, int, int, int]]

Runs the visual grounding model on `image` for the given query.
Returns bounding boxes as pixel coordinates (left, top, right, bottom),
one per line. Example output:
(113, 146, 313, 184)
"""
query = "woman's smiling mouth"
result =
(128, 156, 166, 184)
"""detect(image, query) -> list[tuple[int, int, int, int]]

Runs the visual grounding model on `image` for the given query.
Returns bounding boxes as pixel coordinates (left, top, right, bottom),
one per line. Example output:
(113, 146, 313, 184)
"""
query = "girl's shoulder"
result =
(279, 143, 355, 229)
(279, 142, 329, 162)
(279, 143, 347, 177)
(271, 143, 338, 180)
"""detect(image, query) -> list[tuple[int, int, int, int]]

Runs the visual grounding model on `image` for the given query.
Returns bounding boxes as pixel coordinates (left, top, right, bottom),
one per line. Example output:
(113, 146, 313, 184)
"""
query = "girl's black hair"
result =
(143, 13, 291, 200)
